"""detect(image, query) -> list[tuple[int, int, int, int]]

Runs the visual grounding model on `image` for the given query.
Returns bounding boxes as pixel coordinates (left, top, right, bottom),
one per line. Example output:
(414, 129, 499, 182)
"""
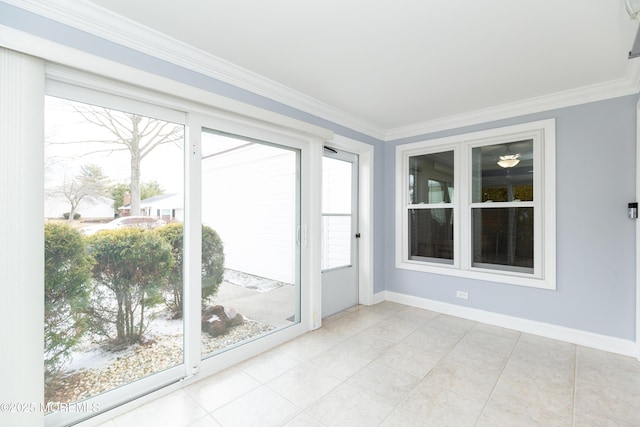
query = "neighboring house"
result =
(44, 194, 114, 220)
(119, 193, 184, 222)
(141, 193, 184, 222)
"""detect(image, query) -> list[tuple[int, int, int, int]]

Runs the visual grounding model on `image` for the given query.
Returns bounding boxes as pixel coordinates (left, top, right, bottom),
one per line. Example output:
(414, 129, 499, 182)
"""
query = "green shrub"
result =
(86, 228, 173, 345)
(44, 223, 93, 378)
(155, 223, 225, 317)
(62, 212, 81, 220)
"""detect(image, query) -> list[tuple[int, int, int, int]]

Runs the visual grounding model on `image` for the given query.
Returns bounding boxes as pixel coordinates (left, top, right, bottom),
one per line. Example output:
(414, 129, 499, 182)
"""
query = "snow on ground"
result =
(63, 342, 135, 372)
(63, 307, 182, 372)
(224, 269, 291, 292)
(60, 270, 284, 373)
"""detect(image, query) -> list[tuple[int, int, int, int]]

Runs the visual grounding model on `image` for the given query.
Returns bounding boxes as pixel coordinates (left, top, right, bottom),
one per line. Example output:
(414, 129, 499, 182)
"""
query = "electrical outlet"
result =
(456, 290, 469, 300)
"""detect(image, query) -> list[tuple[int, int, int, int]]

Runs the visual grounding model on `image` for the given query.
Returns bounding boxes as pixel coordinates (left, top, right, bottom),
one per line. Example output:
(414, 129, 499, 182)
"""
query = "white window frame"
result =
(404, 143, 460, 267)
(396, 119, 556, 290)
(43, 66, 326, 426)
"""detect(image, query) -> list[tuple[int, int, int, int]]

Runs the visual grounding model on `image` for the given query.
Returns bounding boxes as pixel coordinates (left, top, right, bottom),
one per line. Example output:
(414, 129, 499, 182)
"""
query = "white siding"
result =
(202, 143, 297, 284)
(44, 195, 114, 219)
(142, 193, 185, 222)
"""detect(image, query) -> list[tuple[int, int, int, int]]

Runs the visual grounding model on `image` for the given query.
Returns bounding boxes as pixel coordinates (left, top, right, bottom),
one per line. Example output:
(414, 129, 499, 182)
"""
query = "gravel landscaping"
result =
(44, 319, 274, 406)
(44, 277, 293, 407)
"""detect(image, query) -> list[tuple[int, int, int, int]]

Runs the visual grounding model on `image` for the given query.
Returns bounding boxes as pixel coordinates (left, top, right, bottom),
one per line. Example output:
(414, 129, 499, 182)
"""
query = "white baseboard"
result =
(371, 290, 387, 305)
(375, 291, 637, 358)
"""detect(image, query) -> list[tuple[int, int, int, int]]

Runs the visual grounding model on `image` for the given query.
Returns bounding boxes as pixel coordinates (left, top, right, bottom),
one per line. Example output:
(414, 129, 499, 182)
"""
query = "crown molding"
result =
(3, 0, 386, 140)
(3, 0, 640, 142)
(385, 68, 640, 141)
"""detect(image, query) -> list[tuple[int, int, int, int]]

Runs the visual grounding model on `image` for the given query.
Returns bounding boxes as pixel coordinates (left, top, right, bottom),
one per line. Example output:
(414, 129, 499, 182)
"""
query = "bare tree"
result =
(52, 164, 110, 222)
(69, 104, 183, 215)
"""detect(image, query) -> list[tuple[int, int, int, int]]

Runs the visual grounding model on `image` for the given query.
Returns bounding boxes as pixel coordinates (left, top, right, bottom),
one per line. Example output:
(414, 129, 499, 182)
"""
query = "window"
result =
(408, 150, 455, 265)
(396, 120, 556, 289)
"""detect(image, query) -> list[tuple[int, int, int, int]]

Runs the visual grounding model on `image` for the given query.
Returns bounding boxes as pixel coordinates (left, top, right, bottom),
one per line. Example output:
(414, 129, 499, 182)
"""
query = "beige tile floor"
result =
(99, 302, 640, 426)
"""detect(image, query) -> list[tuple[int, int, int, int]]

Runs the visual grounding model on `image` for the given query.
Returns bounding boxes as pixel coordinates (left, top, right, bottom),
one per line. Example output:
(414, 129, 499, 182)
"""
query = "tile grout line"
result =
(272, 306, 399, 426)
(342, 307, 412, 426)
(322, 306, 426, 426)
(106, 304, 640, 427)
(375, 315, 478, 426)
(371, 319, 436, 426)
(472, 330, 522, 427)
(307, 305, 406, 426)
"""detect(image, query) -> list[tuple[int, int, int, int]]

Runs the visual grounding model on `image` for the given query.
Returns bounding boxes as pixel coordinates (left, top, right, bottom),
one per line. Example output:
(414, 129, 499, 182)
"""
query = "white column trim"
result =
(0, 47, 45, 426)
(636, 98, 640, 361)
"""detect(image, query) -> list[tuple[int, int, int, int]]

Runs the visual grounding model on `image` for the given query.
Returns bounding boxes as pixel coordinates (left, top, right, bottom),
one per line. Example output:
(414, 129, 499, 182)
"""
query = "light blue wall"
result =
(2, 2, 636, 339)
(386, 95, 638, 340)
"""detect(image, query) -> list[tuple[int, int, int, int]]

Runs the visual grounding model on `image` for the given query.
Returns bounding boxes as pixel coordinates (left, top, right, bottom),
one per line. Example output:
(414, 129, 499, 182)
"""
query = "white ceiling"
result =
(59, 1, 640, 136)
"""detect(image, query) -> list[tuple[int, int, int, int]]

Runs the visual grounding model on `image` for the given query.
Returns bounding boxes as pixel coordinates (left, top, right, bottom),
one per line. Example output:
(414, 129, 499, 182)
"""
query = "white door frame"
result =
(636, 100, 640, 361)
(326, 134, 375, 309)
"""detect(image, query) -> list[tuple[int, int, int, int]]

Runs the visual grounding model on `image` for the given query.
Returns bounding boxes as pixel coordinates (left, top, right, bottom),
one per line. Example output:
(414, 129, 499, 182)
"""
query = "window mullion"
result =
(469, 201, 536, 208)
(184, 113, 203, 378)
(458, 143, 468, 270)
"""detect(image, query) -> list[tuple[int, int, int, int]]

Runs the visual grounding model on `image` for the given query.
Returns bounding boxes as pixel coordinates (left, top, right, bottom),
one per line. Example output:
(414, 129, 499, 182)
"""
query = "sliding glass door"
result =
(200, 129, 301, 359)
(44, 87, 308, 425)
(44, 94, 186, 426)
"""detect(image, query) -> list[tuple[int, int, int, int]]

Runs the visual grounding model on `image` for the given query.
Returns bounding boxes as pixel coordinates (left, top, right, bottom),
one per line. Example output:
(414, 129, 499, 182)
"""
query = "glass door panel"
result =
(44, 95, 185, 424)
(321, 150, 358, 317)
(200, 129, 300, 358)
(321, 215, 352, 270)
(321, 156, 354, 270)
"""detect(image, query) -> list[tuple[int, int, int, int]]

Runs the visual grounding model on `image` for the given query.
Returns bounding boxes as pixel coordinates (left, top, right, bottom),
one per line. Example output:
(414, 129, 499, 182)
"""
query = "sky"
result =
(44, 95, 185, 199)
